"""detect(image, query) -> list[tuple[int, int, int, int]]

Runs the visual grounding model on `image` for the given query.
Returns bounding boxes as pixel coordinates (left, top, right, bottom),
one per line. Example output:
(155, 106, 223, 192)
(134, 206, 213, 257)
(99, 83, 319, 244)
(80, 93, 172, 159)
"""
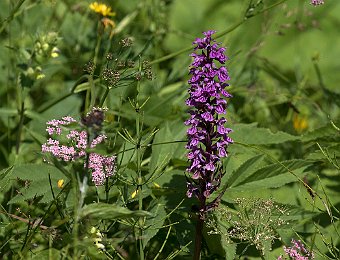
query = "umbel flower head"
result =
(41, 108, 116, 186)
(185, 30, 233, 212)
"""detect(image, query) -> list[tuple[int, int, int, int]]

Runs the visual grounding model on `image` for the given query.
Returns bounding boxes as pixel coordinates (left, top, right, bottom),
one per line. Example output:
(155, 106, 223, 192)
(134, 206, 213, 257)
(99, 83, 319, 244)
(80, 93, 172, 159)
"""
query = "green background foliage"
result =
(0, 0, 339, 259)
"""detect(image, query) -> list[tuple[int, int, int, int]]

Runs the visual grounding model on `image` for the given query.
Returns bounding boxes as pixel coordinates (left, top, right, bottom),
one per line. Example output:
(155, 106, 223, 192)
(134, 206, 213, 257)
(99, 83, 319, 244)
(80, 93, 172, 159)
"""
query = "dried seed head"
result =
(135, 73, 142, 81)
(119, 37, 133, 47)
(84, 60, 96, 74)
(106, 52, 113, 61)
(116, 60, 126, 69)
(142, 60, 153, 80)
(102, 68, 120, 86)
(81, 107, 107, 130)
(127, 60, 135, 68)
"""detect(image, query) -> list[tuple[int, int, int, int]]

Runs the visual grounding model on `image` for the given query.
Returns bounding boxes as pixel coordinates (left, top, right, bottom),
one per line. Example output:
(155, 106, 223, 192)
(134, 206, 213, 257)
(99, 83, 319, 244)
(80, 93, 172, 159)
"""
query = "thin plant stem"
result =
(193, 218, 204, 260)
(153, 226, 172, 260)
(135, 58, 144, 260)
(149, 0, 288, 65)
(0, 0, 27, 34)
(87, 20, 103, 110)
(72, 131, 90, 256)
(15, 102, 25, 154)
(100, 86, 111, 107)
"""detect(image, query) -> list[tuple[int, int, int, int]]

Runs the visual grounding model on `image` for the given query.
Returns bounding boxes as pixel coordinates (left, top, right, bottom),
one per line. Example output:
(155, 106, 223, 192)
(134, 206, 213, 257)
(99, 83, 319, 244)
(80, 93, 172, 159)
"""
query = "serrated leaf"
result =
(230, 123, 299, 144)
(0, 166, 14, 193)
(149, 121, 185, 177)
(80, 202, 151, 220)
(4, 164, 65, 204)
(301, 121, 340, 142)
(143, 198, 167, 248)
(227, 160, 312, 191)
(8, 179, 56, 204)
(225, 154, 264, 188)
(10, 164, 65, 182)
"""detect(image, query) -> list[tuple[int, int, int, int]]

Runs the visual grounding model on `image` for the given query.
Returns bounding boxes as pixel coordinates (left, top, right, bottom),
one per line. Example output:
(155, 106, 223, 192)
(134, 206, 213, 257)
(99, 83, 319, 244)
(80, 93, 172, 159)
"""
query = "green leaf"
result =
(230, 123, 299, 144)
(73, 81, 90, 93)
(143, 198, 167, 248)
(204, 211, 236, 259)
(31, 248, 62, 260)
(225, 154, 264, 188)
(227, 159, 312, 192)
(0, 108, 17, 117)
(80, 202, 151, 220)
(149, 121, 185, 177)
(4, 164, 65, 204)
(301, 121, 340, 142)
(0, 166, 14, 193)
(9, 163, 65, 182)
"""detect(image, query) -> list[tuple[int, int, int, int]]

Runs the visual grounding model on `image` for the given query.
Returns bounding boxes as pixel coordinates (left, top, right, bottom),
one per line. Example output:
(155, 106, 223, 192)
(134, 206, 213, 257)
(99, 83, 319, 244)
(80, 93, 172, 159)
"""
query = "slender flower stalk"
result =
(185, 30, 233, 259)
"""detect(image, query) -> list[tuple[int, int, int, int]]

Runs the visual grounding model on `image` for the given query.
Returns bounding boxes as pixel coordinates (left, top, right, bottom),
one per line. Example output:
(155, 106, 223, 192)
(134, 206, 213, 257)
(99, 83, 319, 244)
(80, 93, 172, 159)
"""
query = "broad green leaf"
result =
(0, 108, 17, 117)
(143, 198, 167, 248)
(306, 144, 340, 161)
(225, 154, 264, 188)
(204, 223, 236, 259)
(301, 121, 340, 142)
(8, 164, 65, 182)
(230, 123, 299, 144)
(4, 164, 66, 204)
(80, 202, 151, 220)
(0, 166, 14, 193)
(31, 248, 62, 260)
(226, 159, 312, 192)
(8, 178, 61, 204)
(149, 120, 186, 177)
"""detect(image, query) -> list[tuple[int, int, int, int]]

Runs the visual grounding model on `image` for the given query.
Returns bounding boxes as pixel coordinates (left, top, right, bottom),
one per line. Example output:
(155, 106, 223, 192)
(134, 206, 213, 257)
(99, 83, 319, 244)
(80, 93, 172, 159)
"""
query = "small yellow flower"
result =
(51, 47, 60, 58)
(36, 73, 45, 79)
(131, 189, 138, 199)
(90, 226, 97, 234)
(57, 179, 64, 188)
(293, 114, 308, 132)
(89, 2, 115, 17)
(95, 241, 105, 250)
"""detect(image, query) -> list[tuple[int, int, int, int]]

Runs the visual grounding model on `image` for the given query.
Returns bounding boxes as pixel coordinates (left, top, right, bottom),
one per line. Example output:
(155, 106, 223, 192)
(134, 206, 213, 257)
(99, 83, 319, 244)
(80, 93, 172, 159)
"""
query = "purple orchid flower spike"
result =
(185, 30, 233, 217)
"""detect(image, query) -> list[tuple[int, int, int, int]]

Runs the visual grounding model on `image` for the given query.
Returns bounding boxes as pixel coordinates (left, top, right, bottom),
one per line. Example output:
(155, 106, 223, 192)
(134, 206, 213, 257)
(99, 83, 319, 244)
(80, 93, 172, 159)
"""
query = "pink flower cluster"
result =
(41, 115, 116, 186)
(88, 153, 116, 186)
(278, 239, 314, 260)
(311, 0, 324, 5)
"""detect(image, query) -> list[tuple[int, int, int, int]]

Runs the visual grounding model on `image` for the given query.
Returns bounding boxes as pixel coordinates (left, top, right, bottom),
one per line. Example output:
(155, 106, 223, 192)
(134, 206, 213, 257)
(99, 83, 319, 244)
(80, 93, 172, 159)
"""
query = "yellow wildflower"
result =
(51, 47, 60, 58)
(293, 114, 308, 132)
(57, 179, 64, 188)
(131, 189, 138, 199)
(89, 2, 115, 17)
(90, 227, 105, 250)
